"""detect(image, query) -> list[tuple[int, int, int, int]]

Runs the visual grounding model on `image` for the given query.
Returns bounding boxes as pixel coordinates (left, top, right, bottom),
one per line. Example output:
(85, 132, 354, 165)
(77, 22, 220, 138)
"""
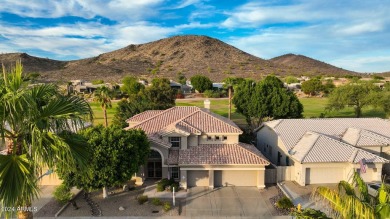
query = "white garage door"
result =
(306, 168, 344, 184)
(187, 170, 209, 187)
(214, 170, 257, 187)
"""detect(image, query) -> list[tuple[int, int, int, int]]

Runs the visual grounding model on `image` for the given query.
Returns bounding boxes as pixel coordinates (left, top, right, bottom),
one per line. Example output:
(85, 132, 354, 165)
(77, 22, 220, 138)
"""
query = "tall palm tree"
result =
(0, 61, 93, 219)
(93, 86, 112, 127)
(313, 172, 390, 219)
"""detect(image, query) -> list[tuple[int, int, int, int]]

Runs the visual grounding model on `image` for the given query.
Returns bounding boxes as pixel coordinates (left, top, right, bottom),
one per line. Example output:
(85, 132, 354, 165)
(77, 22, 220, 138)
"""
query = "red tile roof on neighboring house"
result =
(178, 143, 270, 165)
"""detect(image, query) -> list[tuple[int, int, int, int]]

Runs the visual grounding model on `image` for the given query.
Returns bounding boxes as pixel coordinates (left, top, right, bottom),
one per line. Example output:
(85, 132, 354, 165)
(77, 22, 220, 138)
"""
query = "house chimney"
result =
(204, 99, 210, 111)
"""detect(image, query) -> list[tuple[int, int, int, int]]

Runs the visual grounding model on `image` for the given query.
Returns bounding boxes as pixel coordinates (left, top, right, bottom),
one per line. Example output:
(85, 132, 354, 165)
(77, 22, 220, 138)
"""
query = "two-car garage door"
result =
(187, 170, 258, 187)
(305, 168, 344, 184)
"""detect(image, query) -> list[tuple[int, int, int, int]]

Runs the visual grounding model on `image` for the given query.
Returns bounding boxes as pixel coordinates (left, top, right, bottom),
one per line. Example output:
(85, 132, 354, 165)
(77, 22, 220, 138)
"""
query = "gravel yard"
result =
(35, 186, 180, 217)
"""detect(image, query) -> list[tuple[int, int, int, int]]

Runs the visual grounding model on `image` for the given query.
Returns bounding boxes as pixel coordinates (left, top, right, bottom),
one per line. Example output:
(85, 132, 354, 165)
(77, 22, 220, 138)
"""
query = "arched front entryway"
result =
(147, 149, 162, 178)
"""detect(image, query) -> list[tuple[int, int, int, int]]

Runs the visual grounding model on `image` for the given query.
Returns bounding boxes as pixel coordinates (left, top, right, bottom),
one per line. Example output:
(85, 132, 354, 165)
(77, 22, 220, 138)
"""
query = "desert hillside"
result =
(0, 35, 373, 82)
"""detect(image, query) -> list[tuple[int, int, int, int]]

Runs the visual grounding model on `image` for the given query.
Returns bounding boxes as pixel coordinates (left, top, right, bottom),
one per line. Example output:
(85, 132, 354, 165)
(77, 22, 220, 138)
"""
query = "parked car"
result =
(367, 183, 381, 197)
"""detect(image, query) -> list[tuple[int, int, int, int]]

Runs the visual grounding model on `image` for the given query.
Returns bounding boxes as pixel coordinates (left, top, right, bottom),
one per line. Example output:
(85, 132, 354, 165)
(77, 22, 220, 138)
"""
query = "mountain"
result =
(269, 53, 358, 77)
(0, 35, 364, 82)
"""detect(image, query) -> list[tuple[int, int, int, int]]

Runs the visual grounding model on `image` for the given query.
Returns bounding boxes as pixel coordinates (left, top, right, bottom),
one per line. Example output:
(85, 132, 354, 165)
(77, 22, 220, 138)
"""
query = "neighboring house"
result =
(256, 118, 389, 186)
(126, 104, 270, 189)
(284, 83, 301, 91)
(212, 82, 225, 90)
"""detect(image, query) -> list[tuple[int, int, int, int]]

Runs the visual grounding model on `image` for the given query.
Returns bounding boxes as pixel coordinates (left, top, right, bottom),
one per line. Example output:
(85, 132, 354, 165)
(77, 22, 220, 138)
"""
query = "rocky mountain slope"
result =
(0, 35, 379, 82)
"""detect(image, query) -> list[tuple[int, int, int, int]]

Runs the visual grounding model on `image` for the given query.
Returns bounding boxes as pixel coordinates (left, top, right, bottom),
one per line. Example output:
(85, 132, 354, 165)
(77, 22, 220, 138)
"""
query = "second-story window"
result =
(169, 137, 181, 148)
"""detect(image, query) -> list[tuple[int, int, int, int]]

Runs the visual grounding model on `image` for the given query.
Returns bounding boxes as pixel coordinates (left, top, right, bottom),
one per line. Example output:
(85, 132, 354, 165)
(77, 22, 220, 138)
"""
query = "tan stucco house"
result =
(256, 118, 389, 186)
(126, 106, 270, 189)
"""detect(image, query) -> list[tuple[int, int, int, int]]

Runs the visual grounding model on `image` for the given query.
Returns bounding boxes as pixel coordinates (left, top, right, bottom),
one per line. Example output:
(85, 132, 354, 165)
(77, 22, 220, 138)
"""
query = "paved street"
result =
(183, 187, 273, 217)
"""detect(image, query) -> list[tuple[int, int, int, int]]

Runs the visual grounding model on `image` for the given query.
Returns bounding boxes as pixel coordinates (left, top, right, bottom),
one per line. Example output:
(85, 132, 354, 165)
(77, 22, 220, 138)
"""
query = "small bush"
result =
(53, 184, 73, 205)
(292, 208, 331, 219)
(276, 196, 294, 209)
(137, 195, 148, 205)
(157, 178, 175, 192)
(170, 182, 179, 192)
(151, 198, 162, 206)
(163, 201, 171, 212)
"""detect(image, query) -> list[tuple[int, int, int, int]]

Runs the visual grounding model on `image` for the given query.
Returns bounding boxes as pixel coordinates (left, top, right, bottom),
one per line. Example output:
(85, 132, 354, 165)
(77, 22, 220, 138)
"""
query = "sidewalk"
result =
(142, 183, 188, 199)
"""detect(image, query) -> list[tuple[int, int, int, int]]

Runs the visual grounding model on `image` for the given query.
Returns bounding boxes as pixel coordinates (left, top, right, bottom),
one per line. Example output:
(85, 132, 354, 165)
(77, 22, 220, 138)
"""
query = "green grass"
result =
(90, 98, 388, 126)
(90, 101, 118, 126)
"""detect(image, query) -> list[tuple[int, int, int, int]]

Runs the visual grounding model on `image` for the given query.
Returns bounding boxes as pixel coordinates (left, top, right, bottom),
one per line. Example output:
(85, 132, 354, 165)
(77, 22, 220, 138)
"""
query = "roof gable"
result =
(289, 131, 387, 164)
(127, 106, 242, 135)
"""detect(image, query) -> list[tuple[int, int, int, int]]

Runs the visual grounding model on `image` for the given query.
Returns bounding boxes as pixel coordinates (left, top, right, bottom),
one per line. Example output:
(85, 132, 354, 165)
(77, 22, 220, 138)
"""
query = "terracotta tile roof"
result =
(167, 150, 179, 165)
(264, 118, 390, 150)
(290, 131, 387, 164)
(126, 110, 164, 122)
(178, 143, 270, 165)
(127, 106, 242, 135)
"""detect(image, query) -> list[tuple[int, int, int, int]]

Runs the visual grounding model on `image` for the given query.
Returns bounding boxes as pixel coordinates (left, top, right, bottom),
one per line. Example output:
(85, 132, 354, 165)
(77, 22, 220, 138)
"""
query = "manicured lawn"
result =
(90, 97, 387, 126)
(90, 101, 118, 126)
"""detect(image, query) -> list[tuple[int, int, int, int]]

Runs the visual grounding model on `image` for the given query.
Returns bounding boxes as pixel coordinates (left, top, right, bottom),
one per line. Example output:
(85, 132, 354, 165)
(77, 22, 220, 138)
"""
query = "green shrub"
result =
(291, 208, 331, 219)
(204, 90, 221, 98)
(157, 178, 175, 192)
(170, 182, 179, 192)
(137, 195, 148, 205)
(151, 198, 162, 206)
(163, 201, 171, 212)
(53, 184, 73, 205)
(276, 196, 294, 209)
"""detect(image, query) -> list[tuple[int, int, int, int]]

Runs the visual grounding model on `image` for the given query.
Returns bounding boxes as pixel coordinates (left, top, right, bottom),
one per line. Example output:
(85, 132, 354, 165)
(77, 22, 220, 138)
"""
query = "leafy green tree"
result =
(190, 74, 213, 93)
(113, 78, 175, 127)
(60, 125, 150, 199)
(121, 76, 144, 95)
(384, 82, 390, 92)
(93, 86, 112, 127)
(176, 72, 187, 85)
(113, 95, 150, 128)
(0, 61, 92, 219)
(301, 78, 324, 96)
(323, 79, 336, 94)
(313, 172, 390, 219)
(223, 77, 245, 91)
(327, 83, 380, 117)
(146, 78, 176, 109)
(284, 76, 299, 84)
(233, 76, 303, 132)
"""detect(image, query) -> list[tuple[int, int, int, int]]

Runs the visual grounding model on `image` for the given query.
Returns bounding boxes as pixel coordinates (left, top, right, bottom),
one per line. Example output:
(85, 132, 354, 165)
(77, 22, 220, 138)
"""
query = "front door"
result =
(147, 161, 162, 178)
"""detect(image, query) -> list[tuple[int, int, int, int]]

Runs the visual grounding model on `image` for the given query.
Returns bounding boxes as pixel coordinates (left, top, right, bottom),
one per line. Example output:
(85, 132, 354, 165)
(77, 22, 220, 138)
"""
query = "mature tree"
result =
(112, 95, 150, 128)
(301, 78, 324, 96)
(323, 79, 336, 94)
(146, 78, 176, 109)
(313, 172, 390, 219)
(113, 78, 175, 127)
(327, 83, 380, 118)
(384, 82, 390, 92)
(0, 61, 93, 219)
(223, 77, 245, 91)
(284, 76, 299, 84)
(59, 125, 150, 199)
(121, 76, 144, 95)
(233, 76, 303, 132)
(93, 86, 112, 127)
(190, 74, 213, 93)
(176, 72, 187, 85)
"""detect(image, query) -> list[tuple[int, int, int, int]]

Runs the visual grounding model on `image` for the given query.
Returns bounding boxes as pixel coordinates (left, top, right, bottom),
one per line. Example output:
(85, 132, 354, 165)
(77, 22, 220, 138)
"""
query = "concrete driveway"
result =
(183, 187, 273, 217)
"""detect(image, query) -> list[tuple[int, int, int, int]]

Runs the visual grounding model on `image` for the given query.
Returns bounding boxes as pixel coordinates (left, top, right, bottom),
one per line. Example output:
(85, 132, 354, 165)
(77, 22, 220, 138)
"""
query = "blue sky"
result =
(0, 0, 390, 73)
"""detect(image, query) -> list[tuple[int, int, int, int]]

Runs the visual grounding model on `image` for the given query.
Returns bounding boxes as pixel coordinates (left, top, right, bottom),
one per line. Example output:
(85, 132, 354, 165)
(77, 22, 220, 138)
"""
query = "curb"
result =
(55, 189, 83, 217)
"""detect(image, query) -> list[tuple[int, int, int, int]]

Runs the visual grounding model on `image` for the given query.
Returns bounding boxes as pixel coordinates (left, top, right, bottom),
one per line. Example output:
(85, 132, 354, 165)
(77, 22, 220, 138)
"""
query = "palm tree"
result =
(93, 86, 112, 127)
(313, 172, 390, 219)
(0, 61, 93, 219)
